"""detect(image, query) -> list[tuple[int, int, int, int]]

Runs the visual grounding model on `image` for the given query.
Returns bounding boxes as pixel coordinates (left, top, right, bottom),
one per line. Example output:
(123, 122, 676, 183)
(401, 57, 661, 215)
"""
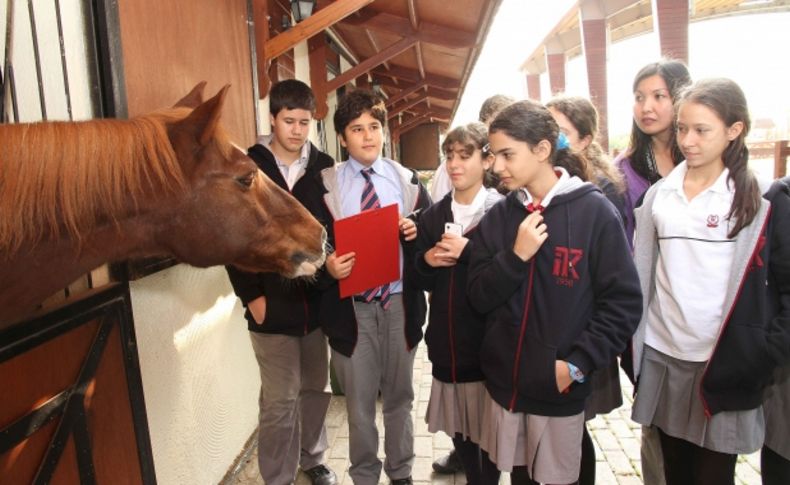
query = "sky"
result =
(452, 1, 790, 152)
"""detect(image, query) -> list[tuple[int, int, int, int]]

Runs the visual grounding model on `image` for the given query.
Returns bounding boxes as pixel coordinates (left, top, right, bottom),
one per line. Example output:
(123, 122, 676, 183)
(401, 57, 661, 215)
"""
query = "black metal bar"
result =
(32, 316, 114, 484)
(0, 392, 67, 454)
(89, 0, 126, 119)
(26, 0, 47, 120)
(2, 0, 14, 123)
(54, 0, 73, 120)
(117, 284, 158, 484)
(72, 404, 97, 485)
(81, 0, 103, 117)
(0, 284, 126, 362)
(8, 63, 17, 122)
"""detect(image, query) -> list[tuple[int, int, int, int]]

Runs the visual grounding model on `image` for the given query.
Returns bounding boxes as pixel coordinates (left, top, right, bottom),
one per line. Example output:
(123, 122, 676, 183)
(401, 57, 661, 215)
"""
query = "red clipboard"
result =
(334, 204, 400, 298)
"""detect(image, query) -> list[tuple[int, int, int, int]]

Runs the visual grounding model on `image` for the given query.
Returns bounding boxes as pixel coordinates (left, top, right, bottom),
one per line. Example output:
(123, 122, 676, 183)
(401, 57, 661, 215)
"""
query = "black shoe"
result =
(432, 450, 463, 474)
(390, 478, 413, 485)
(302, 464, 338, 485)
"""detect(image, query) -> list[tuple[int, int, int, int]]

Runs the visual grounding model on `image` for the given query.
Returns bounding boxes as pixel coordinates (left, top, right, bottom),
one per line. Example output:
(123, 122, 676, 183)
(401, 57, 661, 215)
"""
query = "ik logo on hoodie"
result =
(553, 246, 583, 287)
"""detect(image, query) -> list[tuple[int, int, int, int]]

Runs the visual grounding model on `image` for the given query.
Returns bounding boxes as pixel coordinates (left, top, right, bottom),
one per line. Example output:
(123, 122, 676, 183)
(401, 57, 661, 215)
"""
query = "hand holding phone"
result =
(444, 222, 463, 236)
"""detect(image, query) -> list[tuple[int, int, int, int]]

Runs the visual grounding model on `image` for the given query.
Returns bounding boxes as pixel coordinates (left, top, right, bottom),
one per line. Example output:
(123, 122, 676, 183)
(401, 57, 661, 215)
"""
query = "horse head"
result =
(154, 84, 327, 278)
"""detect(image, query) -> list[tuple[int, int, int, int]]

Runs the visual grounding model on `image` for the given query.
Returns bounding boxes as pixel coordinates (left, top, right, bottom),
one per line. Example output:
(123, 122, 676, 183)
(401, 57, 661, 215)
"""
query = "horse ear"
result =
(181, 85, 230, 146)
(173, 81, 208, 109)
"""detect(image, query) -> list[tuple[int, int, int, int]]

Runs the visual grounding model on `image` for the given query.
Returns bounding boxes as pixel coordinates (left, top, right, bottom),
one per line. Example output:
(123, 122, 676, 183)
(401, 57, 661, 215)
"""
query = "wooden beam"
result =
(387, 93, 429, 119)
(373, 66, 461, 90)
(356, 74, 370, 89)
(308, 35, 329, 119)
(325, 36, 418, 93)
(386, 82, 427, 107)
(396, 115, 431, 133)
(252, 0, 271, 97)
(426, 86, 457, 101)
(343, 11, 476, 48)
(263, 0, 374, 60)
(407, 105, 451, 121)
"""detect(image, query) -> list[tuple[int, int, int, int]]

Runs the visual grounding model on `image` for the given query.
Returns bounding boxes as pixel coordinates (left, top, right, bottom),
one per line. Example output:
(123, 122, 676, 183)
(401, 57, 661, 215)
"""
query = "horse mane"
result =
(0, 108, 189, 255)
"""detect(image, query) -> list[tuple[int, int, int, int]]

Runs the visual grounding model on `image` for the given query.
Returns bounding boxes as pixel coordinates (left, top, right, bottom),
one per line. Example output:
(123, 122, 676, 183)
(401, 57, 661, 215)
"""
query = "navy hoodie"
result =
(468, 178, 642, 416)
(414, 188, 503, 383)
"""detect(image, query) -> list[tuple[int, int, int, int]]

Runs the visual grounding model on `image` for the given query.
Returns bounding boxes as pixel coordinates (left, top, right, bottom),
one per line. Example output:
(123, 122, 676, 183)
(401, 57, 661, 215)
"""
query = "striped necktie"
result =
(360, 168, 391, 309)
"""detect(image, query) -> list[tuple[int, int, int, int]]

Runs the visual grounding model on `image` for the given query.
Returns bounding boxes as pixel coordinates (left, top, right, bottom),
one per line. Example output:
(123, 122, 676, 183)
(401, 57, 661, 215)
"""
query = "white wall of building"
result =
(130, 265, 259, 485)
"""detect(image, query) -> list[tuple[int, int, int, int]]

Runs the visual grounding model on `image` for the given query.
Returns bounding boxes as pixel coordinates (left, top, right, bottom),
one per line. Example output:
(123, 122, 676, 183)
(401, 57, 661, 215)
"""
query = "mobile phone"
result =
(444, 222, 463, 236)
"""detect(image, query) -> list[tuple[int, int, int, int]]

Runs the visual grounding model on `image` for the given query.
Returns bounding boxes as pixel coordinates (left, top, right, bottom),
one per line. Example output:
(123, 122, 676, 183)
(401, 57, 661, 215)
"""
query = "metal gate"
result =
(1, 1, 155, 483)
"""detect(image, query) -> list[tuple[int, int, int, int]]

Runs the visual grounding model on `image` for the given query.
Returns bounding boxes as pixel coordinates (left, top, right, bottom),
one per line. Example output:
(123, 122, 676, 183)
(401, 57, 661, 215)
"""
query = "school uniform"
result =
(225, 136, 335, 485)
(318, 157, 430, 485)
(615, 151, 666, 485)
(413, 187, 503, 443)
(467, 170, 643, 483)
(628, 164, 790, 457)
(761, 176, 790, 485)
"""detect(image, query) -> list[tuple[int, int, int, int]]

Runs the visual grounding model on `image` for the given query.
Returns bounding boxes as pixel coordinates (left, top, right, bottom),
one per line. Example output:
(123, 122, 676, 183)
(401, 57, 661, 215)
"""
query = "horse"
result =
(0, 83, 327, 326)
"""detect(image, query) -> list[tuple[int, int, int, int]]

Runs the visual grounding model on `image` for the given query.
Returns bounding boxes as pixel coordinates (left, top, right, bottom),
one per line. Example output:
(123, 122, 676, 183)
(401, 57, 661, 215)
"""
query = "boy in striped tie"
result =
(319, 89, 431, 485)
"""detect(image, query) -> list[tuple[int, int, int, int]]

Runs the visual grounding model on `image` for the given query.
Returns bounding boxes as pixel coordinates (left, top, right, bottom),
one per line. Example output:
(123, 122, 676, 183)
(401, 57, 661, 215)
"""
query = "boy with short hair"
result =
(225, 79, 337, 485)
(320, 89, 430, 485)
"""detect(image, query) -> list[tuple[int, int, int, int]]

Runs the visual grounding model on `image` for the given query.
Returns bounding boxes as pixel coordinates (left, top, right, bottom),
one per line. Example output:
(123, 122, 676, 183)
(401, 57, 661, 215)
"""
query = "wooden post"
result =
(774, 140, 789, 178)
(308, 35, 329, 119)
(252, 0, 271, 97)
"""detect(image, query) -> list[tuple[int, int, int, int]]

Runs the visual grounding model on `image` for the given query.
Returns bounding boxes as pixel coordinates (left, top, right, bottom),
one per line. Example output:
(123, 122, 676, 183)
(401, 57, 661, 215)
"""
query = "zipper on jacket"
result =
(698, 208, 772, 417)
(509, 260, 537, 411)
(448, 267, 457, 382)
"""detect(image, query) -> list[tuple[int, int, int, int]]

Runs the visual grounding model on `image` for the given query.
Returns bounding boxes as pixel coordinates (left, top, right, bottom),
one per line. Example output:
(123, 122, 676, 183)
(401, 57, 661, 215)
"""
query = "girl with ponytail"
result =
(628, 78, 790, 484)
(467, 100, 643, 485)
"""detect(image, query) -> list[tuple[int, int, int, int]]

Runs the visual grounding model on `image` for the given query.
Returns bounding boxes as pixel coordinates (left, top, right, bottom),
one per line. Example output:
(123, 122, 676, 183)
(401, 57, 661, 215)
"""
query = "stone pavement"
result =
(228, 344, 763, 484)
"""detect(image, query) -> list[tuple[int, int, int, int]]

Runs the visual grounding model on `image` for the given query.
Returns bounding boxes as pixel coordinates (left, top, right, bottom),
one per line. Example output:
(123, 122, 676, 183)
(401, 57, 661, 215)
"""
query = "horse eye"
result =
(236, 172, 255, 188)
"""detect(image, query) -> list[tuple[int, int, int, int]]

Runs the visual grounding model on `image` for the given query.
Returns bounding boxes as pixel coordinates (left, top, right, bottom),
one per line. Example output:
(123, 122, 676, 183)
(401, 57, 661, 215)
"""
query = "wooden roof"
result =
(256, 0, 503, 136)
(520, 0, 790, 74)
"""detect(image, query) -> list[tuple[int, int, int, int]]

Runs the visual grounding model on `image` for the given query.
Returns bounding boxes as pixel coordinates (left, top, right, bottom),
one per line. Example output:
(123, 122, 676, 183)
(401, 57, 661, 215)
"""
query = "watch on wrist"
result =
(566, 361, 586, 383)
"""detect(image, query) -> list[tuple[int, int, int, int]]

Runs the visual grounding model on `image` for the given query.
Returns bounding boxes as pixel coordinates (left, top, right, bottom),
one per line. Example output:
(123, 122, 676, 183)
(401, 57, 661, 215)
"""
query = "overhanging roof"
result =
(520, 0, 790, 74)
(257, 0, 503, 136)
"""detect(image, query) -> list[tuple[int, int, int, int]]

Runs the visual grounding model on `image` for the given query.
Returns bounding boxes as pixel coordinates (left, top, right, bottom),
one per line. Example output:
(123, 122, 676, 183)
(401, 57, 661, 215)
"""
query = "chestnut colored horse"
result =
(0, 83, 326, 326)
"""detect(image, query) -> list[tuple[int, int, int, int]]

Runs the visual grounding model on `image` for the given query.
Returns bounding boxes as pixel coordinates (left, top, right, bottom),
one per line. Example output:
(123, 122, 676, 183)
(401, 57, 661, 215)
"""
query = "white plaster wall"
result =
(130, 265, 260, 485)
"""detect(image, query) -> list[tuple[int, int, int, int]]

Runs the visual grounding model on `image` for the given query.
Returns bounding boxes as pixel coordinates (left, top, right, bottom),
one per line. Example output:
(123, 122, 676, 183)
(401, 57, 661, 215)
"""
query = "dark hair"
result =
(490, 99, 592, 182)
(627, 59, 691, 183)
(333, 89, 387, 137)
(441, 122, 499, 188)
(677, 78, 758, 238)
(478, 94, 516, 124)
(269, 79, 316, 116)
(546, 95, 624, 192)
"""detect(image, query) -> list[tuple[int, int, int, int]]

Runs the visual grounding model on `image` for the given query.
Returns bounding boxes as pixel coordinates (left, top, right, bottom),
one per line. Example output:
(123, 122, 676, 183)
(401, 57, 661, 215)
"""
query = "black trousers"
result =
(657, 427, 736, 485)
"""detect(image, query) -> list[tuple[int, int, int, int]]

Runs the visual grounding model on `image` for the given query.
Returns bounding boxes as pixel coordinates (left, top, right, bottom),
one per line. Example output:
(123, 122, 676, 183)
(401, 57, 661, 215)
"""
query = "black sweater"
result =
(414, 189, 502, 383)
(468, 180, 643, 416)
(225, 141, 334, 335)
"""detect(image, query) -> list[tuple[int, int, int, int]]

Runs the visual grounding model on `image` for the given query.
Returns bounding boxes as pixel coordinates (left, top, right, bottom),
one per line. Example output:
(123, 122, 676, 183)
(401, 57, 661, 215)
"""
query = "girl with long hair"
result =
(414, 122, 504, 485)
(468, 100, 642, 485)
(616, 59, 691, 245)
(628, 78, 790, 485)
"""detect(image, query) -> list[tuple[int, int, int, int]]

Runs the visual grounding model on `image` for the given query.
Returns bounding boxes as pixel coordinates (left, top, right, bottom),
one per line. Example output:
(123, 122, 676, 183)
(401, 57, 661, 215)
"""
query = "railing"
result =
(747, 140, 789, 178)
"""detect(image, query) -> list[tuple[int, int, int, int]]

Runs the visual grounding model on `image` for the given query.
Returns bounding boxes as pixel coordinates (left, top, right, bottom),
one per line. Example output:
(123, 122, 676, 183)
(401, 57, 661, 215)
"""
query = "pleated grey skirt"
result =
(584, 360, 623, 420)
(477, 389, 584, 483)
(631, 345, 764, 454)
(425, 378, 487, 444)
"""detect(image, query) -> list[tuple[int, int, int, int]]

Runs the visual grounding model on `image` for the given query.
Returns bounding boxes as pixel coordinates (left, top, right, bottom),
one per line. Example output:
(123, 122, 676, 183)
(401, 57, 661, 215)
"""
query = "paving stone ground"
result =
(228, 345, 762, 484)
